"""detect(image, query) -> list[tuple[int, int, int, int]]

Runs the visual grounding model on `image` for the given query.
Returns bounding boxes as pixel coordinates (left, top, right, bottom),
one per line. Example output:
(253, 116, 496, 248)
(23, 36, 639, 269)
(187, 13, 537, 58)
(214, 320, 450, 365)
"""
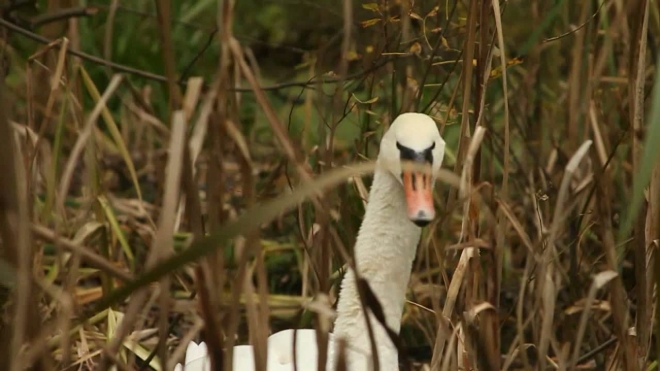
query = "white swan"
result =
(174, 112, 446, 371)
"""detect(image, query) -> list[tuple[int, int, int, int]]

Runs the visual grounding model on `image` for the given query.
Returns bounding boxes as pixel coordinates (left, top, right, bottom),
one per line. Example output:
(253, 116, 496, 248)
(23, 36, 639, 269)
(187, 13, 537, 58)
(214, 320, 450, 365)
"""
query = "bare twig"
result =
(30, 224, 133, 282)
(543, 0, 610, 43)
(30, 6, 99, 28)
(0, 17, 395, 92)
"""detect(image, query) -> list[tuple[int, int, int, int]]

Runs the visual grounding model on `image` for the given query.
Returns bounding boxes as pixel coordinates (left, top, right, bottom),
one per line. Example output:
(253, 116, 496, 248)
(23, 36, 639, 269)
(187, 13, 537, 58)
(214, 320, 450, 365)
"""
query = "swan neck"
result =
(353, 168, 420, 312)
(329, 167, 421, 371)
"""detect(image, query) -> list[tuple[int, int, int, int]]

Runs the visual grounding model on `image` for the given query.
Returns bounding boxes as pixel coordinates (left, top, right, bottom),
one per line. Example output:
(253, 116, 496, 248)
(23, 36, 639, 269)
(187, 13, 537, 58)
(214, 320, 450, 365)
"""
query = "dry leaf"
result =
(489, 57, 524, 78)
(351, 93, 379, 104)
(409, 42, 422, 55)
(361, 18, 381, 27)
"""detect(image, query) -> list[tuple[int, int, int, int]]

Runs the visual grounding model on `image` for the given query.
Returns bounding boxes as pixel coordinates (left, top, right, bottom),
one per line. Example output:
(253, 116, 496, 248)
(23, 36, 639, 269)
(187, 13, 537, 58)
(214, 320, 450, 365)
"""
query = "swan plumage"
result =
(174, 330, 331, 371)
(174, 112, 445, 371)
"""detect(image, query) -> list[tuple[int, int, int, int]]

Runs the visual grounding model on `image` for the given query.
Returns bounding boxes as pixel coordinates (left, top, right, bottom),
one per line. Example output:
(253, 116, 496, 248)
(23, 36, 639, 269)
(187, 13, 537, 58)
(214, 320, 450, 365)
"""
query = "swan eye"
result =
(396, 141, 404, 151)
(430, 142, 436, 150)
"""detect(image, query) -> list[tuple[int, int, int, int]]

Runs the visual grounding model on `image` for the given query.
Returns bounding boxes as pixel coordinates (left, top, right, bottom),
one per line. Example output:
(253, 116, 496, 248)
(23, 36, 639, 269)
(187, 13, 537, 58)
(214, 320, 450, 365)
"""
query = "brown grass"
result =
(1, 0, 660, 370)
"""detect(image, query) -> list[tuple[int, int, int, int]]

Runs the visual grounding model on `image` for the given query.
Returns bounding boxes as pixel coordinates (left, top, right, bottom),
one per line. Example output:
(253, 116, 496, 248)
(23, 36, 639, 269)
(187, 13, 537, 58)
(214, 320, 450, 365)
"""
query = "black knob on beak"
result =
(411, 210, 432, 227)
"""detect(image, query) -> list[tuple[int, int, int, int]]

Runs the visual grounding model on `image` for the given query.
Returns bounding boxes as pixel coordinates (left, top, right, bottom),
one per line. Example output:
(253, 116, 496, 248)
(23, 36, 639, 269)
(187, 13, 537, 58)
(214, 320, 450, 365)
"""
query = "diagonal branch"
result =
(0, 17, 394, 93)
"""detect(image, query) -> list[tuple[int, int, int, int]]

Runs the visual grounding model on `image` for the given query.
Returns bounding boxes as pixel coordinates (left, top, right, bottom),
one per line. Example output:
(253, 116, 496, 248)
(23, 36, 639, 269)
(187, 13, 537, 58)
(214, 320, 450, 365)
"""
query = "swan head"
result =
(378, 113, 446, 227)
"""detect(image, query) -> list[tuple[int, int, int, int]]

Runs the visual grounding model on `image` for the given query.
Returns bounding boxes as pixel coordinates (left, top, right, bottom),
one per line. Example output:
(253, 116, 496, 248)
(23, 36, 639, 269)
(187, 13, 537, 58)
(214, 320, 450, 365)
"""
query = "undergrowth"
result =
(0, 0, 659, 370)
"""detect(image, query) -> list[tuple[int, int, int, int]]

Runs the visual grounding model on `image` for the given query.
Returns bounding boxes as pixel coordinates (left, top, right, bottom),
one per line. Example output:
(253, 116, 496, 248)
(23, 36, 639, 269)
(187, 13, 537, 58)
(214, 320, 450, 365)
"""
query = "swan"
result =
(174, 112, 446, 371)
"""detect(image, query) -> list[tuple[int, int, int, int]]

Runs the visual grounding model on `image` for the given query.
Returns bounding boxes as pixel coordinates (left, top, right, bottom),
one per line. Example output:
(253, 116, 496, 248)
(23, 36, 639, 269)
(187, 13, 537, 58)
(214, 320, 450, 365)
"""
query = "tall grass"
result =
(0, 0, 659, 370)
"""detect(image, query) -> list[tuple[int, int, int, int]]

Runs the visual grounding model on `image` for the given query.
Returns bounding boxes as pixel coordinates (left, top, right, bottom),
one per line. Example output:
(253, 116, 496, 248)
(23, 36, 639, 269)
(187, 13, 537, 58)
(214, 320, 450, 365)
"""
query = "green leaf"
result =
(618, 57, 660, 243)
(98, 196, 135, 269)
(79, 67, 148, 217)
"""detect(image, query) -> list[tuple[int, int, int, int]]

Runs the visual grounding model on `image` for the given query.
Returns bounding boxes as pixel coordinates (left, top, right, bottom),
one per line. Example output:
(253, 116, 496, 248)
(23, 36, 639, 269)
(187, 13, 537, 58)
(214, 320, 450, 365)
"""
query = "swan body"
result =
(174, 113, 445, 371)
(174, 330, 330, 371)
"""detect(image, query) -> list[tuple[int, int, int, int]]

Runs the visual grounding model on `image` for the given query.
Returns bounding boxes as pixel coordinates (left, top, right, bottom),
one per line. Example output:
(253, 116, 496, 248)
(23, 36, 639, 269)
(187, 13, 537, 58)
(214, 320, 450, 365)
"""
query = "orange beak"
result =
(402, 170, 435, 226)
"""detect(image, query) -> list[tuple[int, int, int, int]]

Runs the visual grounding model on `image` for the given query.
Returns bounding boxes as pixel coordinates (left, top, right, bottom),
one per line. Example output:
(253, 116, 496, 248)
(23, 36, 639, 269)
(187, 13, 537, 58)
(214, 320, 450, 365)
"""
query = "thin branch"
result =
(30, 7, 99, 28)
(31, 224, 133, 283)
(179, 27, 218, 83)
(0, 18, 394, 92)
(542, 0, 610, 43)
(576, 337, 617, 364)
